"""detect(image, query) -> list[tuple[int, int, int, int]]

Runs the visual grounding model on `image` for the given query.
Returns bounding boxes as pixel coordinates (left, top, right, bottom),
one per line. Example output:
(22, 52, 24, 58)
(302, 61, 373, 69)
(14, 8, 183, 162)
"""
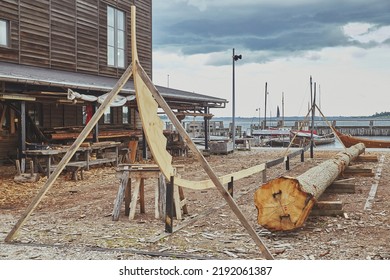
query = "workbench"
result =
(24, 141, 121, 179)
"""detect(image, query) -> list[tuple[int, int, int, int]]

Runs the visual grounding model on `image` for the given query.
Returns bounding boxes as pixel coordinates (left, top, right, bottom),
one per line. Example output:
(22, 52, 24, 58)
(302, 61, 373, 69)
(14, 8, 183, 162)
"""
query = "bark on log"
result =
(254, 143, 365, 231)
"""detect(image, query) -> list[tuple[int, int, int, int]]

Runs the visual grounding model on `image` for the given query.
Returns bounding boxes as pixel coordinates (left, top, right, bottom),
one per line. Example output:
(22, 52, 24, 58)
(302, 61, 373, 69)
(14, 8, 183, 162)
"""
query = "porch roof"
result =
(0, 62, 227, 109)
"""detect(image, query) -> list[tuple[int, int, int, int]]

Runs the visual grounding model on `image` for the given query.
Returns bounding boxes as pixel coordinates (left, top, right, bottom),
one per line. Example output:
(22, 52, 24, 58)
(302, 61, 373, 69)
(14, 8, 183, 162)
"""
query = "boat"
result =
(251, 127, 291, 137)
(291, 131, 335, 147)
(267, 137, 292, 147)
(334, 129, 390, 148)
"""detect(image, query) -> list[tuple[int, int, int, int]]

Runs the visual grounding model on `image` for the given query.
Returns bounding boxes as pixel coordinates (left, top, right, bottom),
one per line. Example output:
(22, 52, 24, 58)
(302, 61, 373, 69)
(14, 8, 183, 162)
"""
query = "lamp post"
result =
(232, 48, 242, 150)
(256, 108, 261, 128)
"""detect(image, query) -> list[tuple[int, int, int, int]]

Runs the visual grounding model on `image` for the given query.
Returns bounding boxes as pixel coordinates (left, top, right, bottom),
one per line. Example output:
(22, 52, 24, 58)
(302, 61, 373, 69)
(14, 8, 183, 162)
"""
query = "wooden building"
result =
(0, 0, 227, 165)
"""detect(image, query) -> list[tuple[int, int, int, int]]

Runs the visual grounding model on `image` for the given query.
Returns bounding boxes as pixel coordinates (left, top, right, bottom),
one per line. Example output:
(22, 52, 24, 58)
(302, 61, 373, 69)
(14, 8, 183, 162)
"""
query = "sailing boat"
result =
(334, 128, 390, 148)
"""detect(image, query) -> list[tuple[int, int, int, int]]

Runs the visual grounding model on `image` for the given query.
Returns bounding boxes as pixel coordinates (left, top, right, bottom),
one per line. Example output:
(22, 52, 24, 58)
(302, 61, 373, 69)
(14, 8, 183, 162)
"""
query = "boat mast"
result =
(310, 78, 316, 158)
(282, 92, 285, 127)
(264, 82, 268, 129)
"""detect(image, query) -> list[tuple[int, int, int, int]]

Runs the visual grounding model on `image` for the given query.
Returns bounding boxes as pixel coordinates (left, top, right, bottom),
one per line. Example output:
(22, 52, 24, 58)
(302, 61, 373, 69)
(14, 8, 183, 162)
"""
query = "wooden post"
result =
(139, 178, 145, 214)
(0, 104, 7, 132)
(157, 173, 166, 220)
(285, 156, 290, 170)
(5, 63, 134, 242)
(204, 107, 209, 150)
(18, 101, 26, 173)
(111, 168, 129, 221)
(262, 168, 267, 183)
(165, 176, 174, 233)
(125, 177, 132, 216)
(15, 159, 21, 176)
(142, 131, 147, 160)
(301, 149, 304, 162)
(112, 168, 129, 221)
(93, 104, 99, 143)
(228, 176, 234, 197)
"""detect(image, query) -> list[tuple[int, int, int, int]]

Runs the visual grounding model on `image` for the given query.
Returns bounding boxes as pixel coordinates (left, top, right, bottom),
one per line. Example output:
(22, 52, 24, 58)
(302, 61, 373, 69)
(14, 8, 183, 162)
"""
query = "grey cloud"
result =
(153, 0, 390, 65)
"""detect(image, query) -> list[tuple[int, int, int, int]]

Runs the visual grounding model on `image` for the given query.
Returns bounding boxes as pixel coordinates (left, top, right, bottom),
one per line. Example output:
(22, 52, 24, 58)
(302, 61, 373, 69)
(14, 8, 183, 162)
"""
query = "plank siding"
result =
(63, 105, 80, 126)
(0, 0, 19, 62)
(0, 0, 152, 77)
(19, 0, 51, 67)
(51, 0, 77, 70)
(0, 134, 18, 163)
(135, 0, 152, 78)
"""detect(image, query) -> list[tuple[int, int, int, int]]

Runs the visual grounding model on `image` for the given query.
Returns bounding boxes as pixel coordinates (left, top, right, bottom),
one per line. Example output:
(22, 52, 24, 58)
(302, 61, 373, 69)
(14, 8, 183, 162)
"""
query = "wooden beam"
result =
(355, 155, 378, 162)
(0, 104, 7, 132)
(325, 181, 356, 194)
(5, 63, 134, 242)
(343, 167, 374, 177)
(310, 201, 344, 216)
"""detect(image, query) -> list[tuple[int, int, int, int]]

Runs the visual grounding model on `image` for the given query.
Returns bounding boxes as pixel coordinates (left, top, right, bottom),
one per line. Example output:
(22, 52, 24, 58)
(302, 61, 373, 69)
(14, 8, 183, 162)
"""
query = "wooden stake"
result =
(165, 176, 174, 233)
(112, 168, 129, 221)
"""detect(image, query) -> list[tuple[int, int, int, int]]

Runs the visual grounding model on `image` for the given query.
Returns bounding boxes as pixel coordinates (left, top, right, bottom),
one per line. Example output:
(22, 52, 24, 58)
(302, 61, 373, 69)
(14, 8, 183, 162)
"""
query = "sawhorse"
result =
(112, 164, 187, 221)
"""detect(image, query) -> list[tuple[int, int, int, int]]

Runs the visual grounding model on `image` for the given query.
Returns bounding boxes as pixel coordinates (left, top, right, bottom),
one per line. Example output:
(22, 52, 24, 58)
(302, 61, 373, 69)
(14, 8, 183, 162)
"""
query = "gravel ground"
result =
(1, 147, 389, 260)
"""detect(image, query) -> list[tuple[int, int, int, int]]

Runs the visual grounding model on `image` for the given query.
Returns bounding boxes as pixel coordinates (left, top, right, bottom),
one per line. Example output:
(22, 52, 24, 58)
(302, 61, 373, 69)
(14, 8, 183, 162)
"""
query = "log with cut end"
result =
(254, 143, 365, 231)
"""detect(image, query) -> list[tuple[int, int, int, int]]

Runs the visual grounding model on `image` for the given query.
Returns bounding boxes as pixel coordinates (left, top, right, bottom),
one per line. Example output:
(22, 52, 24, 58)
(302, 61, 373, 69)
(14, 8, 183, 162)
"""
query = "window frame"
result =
(103, 106, 112, 124)
(107, 6, 126, 68)
(0, 19, 10, 47)
(122, 106, 129, 124)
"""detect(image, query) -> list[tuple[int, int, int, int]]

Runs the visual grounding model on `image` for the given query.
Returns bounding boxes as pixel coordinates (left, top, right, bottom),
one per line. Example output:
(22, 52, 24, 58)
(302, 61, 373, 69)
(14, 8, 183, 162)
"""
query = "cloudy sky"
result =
(151, 0, 390, 117)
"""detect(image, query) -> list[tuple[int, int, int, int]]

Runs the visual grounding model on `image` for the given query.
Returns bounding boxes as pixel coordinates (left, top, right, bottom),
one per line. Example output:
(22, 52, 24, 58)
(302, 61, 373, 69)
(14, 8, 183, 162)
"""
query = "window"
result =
(0, 19, 9, 47)
(122, 106, 129, 124)
(103, 107, 111, 124)
(107, 6, 125, 68)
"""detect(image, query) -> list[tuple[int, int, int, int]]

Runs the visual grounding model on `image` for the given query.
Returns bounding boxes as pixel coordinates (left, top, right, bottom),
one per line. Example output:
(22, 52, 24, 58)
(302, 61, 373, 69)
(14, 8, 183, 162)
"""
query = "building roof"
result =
(0, 62, 227, 109)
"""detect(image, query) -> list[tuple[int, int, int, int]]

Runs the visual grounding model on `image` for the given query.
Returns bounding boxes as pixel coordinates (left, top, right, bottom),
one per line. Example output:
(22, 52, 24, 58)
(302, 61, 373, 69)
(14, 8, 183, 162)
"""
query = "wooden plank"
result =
(131, 6, 272, 259)
(313, 201, 343, 210)
(174, 163, 266, 190)
(310, 200, 344, 216)
(129, 179, 141, 220)
(364, 155, 385, 210)
(112, 169, 129, 221)
(157, 173, 166, 220)
(5, 60, 134, 242)
(355, 155, 378, 162)
(325, 182, 356, 194)
(343, 167, 374, 177)
(310, 209, 344, 216)
(266, 156, 286, 168)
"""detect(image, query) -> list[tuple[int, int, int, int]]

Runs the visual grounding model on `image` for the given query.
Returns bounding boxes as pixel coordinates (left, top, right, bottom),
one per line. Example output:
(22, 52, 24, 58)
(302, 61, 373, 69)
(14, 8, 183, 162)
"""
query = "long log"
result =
(254, 143, 365, 231)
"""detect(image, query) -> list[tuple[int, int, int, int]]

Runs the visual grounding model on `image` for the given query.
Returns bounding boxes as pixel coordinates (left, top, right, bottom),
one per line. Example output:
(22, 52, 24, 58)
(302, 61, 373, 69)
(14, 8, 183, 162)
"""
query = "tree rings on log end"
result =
(254, 177, 315, 231)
